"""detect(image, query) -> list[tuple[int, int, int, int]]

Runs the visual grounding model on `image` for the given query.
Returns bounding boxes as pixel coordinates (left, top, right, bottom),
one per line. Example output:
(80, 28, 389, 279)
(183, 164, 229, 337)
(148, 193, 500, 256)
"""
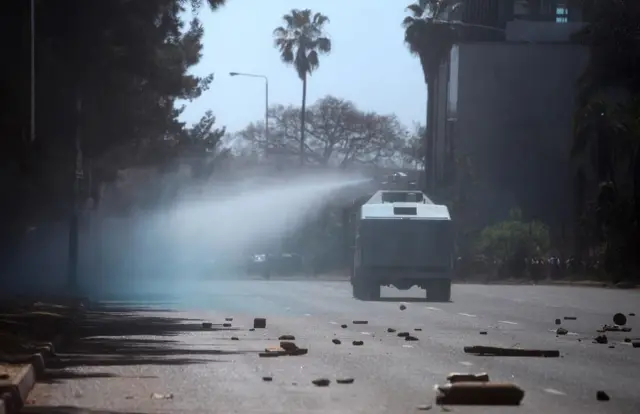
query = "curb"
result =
(0, 303, 84, 414)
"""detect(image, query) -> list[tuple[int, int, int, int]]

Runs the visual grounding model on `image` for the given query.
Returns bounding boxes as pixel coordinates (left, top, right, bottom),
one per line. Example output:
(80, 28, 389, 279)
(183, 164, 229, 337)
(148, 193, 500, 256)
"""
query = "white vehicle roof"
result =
(361, 202, 451, 220)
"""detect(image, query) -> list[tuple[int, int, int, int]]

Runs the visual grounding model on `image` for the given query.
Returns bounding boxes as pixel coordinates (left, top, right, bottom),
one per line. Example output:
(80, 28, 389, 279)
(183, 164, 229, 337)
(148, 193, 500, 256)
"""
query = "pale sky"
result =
(180, 0, 427, 133)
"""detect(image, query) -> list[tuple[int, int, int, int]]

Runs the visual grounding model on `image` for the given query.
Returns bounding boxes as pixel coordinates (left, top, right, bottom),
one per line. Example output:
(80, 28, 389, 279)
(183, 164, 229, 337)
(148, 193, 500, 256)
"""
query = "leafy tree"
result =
(402, 0, 458, 192)
(474, 209, 550, 277)
(237, 96, 407, 168)
(273, 9, 332, 166)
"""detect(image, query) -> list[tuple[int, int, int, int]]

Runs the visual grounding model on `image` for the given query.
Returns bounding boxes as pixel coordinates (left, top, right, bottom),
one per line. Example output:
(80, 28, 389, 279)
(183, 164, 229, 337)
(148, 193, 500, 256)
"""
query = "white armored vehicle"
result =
(351, 190, 453, 301)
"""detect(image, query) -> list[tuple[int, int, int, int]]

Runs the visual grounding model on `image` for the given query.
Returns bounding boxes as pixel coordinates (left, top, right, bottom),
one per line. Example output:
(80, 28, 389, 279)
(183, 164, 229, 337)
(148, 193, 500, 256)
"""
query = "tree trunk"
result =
(425, 78, 436, 193)
(300, 74, 307, 166)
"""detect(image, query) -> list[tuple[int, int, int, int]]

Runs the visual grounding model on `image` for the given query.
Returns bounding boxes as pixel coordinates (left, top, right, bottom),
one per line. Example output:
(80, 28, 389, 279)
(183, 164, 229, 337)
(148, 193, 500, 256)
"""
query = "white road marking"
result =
(329, 321, 338, 325)
(544, 388, 567, 396)
(425, 306, 442, 311)
(459, 361, 474, 366)
(458, 313, 477, 318)
(498, 320, 518, 325)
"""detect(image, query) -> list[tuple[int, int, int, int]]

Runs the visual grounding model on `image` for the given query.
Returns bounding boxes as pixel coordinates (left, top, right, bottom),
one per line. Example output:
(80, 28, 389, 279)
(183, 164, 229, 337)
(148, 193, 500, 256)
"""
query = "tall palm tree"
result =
(273, 9, 331, 166)
(402, 0, 458, 192)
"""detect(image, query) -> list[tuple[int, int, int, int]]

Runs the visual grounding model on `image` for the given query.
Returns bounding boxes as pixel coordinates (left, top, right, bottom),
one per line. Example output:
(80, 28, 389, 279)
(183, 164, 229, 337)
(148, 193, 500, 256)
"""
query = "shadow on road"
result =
(48, 303, 250, 371)
(22, 407, 148, 414)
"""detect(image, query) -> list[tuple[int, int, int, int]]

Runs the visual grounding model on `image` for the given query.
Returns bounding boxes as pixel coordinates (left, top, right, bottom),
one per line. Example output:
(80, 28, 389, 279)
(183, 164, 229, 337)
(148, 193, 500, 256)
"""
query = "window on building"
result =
(556, 5, 569, 23)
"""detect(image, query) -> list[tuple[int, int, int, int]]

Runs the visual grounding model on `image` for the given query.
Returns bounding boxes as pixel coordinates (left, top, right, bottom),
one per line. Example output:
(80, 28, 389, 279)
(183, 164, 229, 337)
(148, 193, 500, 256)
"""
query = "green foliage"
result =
(474, 209, 550, 261)
(273, 9, 332, 81)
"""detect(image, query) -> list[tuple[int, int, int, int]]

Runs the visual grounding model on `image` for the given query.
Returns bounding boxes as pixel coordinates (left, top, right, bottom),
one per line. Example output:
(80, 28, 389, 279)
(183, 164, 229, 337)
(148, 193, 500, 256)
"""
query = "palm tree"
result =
(402, 0, 458, 192)
(273, 9, 331, 166)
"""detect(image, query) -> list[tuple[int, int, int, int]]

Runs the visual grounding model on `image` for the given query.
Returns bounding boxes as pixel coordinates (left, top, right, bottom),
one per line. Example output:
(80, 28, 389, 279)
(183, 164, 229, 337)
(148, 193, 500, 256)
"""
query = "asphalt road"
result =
(23, 281, 640, 414)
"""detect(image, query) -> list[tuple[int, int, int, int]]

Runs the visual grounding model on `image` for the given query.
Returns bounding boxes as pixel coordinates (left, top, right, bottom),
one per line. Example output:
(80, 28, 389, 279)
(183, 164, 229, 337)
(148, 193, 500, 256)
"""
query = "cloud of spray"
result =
(92, 170, 370, 296)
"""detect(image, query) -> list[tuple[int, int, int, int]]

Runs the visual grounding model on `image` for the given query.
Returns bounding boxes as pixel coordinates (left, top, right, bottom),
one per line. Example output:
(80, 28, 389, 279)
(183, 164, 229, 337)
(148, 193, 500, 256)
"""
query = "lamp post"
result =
(229, 72, 269, 148)
(30, 0, 35, 142)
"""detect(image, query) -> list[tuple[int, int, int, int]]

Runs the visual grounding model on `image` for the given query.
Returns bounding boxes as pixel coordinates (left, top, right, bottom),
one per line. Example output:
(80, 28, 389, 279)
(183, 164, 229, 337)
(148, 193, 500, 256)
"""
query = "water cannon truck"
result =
(351, 190, 453, 301)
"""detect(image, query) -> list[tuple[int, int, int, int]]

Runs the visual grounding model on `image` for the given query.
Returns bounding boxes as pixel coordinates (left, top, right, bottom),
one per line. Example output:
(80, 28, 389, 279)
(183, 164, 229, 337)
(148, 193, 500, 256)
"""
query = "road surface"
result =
(23, 281, 640, 413)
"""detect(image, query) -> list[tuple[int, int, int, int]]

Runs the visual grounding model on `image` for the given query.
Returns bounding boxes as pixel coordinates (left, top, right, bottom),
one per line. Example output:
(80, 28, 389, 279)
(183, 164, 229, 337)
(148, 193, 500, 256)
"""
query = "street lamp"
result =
(229, 72, 269, 147)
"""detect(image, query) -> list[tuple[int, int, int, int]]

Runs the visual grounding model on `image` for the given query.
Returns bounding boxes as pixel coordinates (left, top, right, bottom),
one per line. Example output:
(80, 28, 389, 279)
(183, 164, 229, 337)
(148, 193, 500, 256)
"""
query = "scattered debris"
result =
(600, 324, 630, 332)
(332, 339, 341, 345)
(249, 328, 255, 332)
(435, 382, 524, 406)
(624, 338, 631, 343)
(259, 351, 281, 358)
(262, 376, 273, 382)
(629, 313, 636, 316)
(563, 316, 577, 320)
(336, 378, 355, 384)
(225, 317, 233, 322)
(608, 345, 615, 349)
(414, 328, 422, 331)
(151, 393, 174, 400)
(613, 313, 627, 326)
(279, 341, 297, 352)
(632, 341, 640, 348)
(555, 319, 561, 325)
(341, 324, 348, 329)
(201, 322, 212, 329)
(479, 331, 487, 335)
(254, 318, 267, 329)
(594, 335, 608, 344)
(223, 323, 232, 328)
(353, 320, 368, 325)
(397, 332, 410, 337)
(596, 391, 610, 401)
(405, 335, 419, 342)
(447, 373, 490, 383)
(231, 336, 239, 341)
(399, 303, 407, 311)
(556, 327, 568, 335)
(387, 328, 396, 333)
(312, 378, 331, 387)
(352, 340, 364, 346)
(289, 348, 308, 356)
(463, 346, 560, 357)
(278, 335, 295, 340)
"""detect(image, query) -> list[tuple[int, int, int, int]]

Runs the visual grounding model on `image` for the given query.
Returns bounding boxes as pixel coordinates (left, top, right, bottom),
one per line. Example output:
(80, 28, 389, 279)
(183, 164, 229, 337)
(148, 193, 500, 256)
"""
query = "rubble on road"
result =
(629, 313, 636, 316)
(312, 378, 330, 387)
(253, 318, 267, 329)
(223, 323, 232, 328)
(556, 327, 568, 335)
(399, 303, 407, 311)
(150, 393, 173, 400)
(632, 341, 640, 348)
(336, 378, 354, 384)
(405, 335, 419, 341)
(596, 391, 610, 401)
(279, 341, 297, 352)
(564, 316, 577, 320)
(594, 335, 608, 344)
(599, 324, 630, 332)
(613, 313, 627, 326)
(332, 339, 341, 344)
(262, 376, 273, 382)
(341, 324, 348, 329)
(201, 322, 212, 329)
(225, 317, 233, 321)
(387, 328, 396, 333)
(479, 331, 487, 335)
(397, 332, 410, 337)
(446, 373, 490, 383)
(353, 320, 368, 325)
(278, 335, 295, 340)
(463, 346, 560, 357)
(231, 336, 239, 341)
(352, 340, 364, 346)
(555, 319, 561, 325)
(435, 382, 524, 406)
(414, 328, 422, 331)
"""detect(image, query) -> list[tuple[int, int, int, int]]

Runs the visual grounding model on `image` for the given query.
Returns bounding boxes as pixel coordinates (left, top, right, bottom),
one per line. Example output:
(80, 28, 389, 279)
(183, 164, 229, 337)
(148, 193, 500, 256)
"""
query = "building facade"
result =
(431, 0, 589, 243)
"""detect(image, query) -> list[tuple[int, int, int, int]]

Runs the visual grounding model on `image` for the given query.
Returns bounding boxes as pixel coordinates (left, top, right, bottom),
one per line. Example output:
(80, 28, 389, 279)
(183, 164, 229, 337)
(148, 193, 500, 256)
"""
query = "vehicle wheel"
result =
(426, 279, 451, 302)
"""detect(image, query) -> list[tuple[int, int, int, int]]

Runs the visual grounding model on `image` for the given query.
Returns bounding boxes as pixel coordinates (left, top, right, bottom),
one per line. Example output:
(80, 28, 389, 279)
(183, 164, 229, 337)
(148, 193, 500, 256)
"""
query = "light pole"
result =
(229, 72, 269, 149)
(30, 0, 35, 143)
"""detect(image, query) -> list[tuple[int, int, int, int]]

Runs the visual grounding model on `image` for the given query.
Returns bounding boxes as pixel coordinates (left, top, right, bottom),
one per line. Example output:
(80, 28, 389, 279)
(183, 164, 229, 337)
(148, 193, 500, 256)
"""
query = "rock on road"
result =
(23, 281, 640, 414)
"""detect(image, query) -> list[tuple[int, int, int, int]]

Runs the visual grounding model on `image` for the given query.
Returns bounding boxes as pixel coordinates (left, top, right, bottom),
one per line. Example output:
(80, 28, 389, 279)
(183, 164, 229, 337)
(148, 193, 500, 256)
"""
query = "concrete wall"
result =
(445, 42, 588, 238)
